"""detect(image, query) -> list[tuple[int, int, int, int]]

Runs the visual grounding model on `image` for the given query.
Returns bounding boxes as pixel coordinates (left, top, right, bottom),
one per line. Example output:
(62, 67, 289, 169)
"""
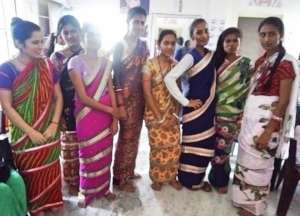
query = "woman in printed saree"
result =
(68, 24, 118, 207)
(113, 6, 149, 192)
(165, 18, 216, 192)
(143, 30, 182, 191)
(0, 18, 63, 216)
(49, 15, 83, 195)
(232, 17, 299, 216)
(208, 27, 251, 194)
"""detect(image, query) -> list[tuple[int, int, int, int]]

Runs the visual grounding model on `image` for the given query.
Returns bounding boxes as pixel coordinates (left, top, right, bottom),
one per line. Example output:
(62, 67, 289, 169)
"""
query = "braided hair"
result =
(258, 17, 286, 91)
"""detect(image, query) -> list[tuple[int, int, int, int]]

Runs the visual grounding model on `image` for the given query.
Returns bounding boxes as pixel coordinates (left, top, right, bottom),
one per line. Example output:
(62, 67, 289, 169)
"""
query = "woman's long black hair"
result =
(213, 27, 242, 70)
(46, 15, 81, 57)
(258, 16, 286, 91)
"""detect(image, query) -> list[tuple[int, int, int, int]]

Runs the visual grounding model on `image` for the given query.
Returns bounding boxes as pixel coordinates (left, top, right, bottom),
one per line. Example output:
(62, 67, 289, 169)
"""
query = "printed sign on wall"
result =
(120, 0, 150, 14)
(248, 0, 282, 8)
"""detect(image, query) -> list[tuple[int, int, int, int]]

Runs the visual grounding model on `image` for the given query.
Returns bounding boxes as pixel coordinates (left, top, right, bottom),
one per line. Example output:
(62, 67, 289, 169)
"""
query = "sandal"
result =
(217, 186, 228, 194)
(118, 181, 136, 192)
(237, 208, 256, 216)
(151, 182, 163, 191)
(169, 179, 182, 190)
(200, 181, 212, 192)
(130, 173, 142, 180)
(105, 192, 117, 201)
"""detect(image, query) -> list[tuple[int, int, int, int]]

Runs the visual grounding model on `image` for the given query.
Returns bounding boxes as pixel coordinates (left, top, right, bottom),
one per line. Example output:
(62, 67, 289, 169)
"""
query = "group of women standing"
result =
(0, 5, 299, 216)
(142, 14, 298, 216)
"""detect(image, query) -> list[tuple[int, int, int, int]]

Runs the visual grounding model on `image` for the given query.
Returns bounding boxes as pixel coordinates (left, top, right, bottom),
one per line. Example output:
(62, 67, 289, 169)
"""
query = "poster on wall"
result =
(207, 18, 226, 50)
(248, 0, 282, 7)
(120, 0, 150, 14)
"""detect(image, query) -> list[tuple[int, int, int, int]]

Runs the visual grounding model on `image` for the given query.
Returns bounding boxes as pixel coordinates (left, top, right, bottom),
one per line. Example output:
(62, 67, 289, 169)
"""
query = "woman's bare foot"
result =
(118, 181, 136, 192)
(169, 179, 182, 190)
(217, 186, 228, 194)
(77, 200, 87, 208)
(200, 181, 212, 192)
(32, 211, 45, 216)
(68, 185, 78, 196)
(50, 206, 63, 215)
(105, 192, 117, 201)
(151, 182, 163, 191)
(130, 173, 142, 180)
(237, 208, 255, 216)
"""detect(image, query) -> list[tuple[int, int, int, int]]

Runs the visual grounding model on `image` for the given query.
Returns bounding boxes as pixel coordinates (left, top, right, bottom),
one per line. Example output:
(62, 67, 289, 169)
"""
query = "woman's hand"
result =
(162, 115, 178, 129)
(43, 122, 59, 140)
(117, 106, 127, 120)
(256, 129, 273, 150)
(110, 119, 119, 135)
(28, 129, 47, 145)
(187, 99, 203, 109)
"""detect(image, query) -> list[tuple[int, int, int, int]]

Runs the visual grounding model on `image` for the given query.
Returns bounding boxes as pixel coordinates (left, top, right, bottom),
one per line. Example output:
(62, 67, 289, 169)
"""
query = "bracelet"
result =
(271, 114, 283, 122)
(172, 113, 180, 120)
(156, 115, 167, 124)
(51, 121, 59, 125)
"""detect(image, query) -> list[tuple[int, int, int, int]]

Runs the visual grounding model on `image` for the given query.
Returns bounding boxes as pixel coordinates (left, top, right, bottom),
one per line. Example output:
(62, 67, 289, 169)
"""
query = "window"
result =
(0, 0, 17, 63)
(38, 0, 50, 36)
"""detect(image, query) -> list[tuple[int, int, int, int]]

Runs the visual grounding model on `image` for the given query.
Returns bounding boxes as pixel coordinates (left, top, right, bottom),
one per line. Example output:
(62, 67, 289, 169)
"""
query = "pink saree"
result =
(69, 56, 113, 205)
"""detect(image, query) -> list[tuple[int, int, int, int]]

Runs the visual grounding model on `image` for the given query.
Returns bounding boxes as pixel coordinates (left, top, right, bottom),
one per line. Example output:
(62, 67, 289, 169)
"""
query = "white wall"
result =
(149, 0, 300, 57)
(15, 0, 39, 23)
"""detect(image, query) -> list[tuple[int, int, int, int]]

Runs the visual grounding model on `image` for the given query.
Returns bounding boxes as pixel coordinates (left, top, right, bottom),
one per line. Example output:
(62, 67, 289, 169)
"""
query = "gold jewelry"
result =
(51, 121, 59, 125)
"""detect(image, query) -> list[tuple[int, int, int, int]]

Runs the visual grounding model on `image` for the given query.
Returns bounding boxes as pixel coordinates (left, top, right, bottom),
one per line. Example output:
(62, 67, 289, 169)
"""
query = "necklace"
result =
(15, 55, 31, 66)
(157, 55, 171, 78)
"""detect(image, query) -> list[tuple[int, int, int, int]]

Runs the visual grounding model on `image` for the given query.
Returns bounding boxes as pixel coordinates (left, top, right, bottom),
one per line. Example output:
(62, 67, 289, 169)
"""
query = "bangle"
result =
(156, 115, 166, 124)
(172, 113, 180, 120)
(51, 121, 59, 125)
(271, 114, 283, 122)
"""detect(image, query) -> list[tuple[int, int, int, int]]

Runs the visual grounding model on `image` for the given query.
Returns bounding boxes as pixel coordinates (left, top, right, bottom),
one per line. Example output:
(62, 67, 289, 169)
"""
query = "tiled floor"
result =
(51, 126, 300, 216)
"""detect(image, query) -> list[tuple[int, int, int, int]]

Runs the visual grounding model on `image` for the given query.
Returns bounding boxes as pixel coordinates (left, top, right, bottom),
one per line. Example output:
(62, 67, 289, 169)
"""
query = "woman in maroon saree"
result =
(49, 15, 83, 195)
(113, 6, 149, 192)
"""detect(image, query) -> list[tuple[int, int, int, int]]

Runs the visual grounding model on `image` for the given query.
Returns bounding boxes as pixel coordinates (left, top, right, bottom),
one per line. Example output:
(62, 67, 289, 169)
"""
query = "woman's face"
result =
(223, 33, 240, 55)
(20, 30, 44, 59)
(60, 24, 81, 47)
(84, 31, 101, 51)
(128, 15, 146, 37)
(159, 34, 177, 57)
(192, 22, 209, 47)
(259, 24, 282, 52)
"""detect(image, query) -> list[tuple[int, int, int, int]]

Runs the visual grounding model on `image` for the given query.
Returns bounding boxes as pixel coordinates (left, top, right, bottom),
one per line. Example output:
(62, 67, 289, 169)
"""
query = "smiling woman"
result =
(143, 29, 182, 192)
(0, 17, 63, 216)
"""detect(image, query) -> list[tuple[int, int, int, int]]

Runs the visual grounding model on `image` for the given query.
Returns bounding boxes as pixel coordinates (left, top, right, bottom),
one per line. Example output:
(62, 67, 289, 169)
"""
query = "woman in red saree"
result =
(0, 18, 63, 216)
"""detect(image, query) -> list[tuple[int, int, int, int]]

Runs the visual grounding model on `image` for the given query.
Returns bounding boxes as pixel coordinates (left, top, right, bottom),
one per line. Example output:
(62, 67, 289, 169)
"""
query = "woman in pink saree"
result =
(68, 25, 119, 207)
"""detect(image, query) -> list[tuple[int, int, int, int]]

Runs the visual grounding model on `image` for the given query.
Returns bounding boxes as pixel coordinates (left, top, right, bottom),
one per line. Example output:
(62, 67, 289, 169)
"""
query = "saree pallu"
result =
(60, 131, 79, 193)
(209, 57, 251, 188)
(74, 57, 113, 205)
(113, 40, 148, 185)
(143, 58, 181, 183)
(232, 95, 281, 215)
(178, 50, 216, 189)
(51, 51, 80, 194)
(10, 59, 62, 214)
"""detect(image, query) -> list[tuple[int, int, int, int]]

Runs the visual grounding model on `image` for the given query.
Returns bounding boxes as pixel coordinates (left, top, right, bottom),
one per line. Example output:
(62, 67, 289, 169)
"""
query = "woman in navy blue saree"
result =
(165, 18, 216, 191)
